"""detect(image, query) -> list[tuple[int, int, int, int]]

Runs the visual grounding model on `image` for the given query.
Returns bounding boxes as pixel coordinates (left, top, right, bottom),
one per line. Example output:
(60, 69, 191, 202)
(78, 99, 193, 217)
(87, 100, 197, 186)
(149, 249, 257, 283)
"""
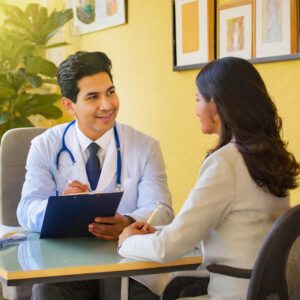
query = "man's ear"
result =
(62, 97, 76, 116)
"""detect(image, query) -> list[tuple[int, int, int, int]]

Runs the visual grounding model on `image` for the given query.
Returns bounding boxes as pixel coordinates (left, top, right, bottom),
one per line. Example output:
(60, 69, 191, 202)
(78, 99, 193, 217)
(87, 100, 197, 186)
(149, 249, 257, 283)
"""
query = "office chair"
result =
(162, 204, 300, 300)
(0, 127, 46, 300)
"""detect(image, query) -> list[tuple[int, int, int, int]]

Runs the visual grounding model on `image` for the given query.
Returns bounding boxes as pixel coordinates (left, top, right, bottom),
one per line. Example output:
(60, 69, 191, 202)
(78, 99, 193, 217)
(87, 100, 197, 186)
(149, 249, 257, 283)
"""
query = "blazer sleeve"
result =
(119, 152, 235, 262)
(17, 137, 56, 232)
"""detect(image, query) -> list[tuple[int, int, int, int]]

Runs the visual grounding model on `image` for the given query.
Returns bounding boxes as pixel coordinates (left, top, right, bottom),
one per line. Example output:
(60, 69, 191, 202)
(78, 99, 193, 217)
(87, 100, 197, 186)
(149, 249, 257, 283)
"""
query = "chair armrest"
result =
(206, 264, 252, 279)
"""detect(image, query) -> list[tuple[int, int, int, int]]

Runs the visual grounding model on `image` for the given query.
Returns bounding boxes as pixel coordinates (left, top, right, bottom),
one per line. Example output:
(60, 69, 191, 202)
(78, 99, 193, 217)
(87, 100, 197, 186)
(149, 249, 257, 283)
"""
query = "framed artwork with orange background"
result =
(173, 0, 215, 70)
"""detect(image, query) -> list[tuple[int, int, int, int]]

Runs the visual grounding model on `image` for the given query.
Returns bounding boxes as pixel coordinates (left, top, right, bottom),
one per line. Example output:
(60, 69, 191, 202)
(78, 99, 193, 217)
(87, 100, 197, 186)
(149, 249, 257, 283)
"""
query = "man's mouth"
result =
(96, 112, 114, 120)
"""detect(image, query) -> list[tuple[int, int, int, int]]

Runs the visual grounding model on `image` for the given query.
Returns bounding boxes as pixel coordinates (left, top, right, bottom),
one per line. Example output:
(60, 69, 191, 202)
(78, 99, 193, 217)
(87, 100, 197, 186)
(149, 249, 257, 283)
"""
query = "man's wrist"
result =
(124, 215, 135, 225)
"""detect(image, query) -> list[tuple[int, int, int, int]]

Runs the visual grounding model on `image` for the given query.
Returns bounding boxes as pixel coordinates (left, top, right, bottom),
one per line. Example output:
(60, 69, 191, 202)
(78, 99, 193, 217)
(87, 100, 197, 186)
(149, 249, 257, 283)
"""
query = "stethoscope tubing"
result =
(56, 120, 122, 191)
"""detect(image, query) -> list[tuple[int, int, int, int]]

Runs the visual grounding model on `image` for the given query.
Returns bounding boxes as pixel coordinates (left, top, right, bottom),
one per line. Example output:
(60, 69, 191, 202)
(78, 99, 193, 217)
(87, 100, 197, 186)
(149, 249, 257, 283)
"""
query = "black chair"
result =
(162, 276, 209, 299)
(162, 204, 300, 300)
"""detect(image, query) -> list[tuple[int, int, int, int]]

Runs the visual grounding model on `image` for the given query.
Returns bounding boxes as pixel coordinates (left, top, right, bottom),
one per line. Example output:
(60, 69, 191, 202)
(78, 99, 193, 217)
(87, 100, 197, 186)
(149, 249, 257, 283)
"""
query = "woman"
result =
(118, 57, 299, 299)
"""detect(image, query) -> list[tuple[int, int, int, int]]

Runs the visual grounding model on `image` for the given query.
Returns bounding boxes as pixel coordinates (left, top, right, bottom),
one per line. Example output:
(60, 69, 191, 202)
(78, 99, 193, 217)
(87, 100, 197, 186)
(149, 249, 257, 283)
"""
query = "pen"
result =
(65, 179, 91, 193)
(0, 235, 27, 248)
(146, 203, 164, 225)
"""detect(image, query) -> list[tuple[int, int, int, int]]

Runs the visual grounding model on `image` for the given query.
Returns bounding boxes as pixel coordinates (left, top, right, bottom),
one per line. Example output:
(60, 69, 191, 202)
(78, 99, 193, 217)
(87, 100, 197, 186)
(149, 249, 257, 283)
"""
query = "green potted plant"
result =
(0, 3, 73, 139)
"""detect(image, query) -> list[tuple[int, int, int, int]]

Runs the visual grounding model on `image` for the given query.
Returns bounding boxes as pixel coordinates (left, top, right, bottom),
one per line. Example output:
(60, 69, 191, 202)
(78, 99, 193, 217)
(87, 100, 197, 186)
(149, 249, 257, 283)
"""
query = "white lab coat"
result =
(119, 143, 290, 299)
(17, 121, 173, 232)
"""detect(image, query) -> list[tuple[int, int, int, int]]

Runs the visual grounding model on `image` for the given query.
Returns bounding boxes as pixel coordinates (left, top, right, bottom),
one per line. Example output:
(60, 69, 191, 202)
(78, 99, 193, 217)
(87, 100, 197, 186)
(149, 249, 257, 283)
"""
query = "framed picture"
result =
(218, 1, 252, 59)
(173, 0, 214, 70)
(254, 0, 298, 58)
(72, 0, 126, 35)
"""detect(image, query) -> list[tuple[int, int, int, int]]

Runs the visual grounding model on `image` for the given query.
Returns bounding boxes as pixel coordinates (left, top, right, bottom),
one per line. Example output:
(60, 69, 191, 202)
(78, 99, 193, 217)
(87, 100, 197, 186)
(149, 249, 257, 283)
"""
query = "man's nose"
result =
(99, 96, 113, 110)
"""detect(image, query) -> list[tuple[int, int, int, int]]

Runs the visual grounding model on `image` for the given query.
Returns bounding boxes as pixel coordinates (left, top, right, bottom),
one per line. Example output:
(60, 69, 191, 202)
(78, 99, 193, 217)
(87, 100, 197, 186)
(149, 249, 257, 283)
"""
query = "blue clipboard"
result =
(40, 192, 123, 239)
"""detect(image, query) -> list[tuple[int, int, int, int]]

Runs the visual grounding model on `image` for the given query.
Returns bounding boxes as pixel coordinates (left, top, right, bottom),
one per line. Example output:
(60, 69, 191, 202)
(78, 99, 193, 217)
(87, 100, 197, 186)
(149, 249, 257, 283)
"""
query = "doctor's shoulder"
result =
(30, 123, 70, 159)
(117, 123, 160, 151)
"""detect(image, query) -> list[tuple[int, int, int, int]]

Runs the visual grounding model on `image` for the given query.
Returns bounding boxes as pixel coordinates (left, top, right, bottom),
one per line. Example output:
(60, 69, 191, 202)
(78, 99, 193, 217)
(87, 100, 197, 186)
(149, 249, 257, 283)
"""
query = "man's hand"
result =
(63, 180, 89, 195)
(118, 221, 157, 248)
(88, 213, 133, 240)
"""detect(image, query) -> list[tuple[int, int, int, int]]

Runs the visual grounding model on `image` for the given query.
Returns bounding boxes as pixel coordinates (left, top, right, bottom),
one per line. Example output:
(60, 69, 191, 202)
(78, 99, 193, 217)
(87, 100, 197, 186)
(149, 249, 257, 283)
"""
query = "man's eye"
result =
(88, 95, 97, 100)
(107, 90, 115, 96)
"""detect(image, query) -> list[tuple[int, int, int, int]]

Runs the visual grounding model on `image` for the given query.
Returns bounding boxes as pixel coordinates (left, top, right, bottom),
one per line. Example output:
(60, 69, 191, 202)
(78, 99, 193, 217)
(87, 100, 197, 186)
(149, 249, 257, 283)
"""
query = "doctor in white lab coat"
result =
(17, 51, 173, 300)
(17, 121, 172, 233)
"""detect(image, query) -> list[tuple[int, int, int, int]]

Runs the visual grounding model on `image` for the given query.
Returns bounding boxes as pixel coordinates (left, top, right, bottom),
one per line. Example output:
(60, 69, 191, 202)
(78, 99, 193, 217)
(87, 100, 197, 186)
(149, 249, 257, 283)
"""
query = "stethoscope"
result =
(56, 120, 122, 192)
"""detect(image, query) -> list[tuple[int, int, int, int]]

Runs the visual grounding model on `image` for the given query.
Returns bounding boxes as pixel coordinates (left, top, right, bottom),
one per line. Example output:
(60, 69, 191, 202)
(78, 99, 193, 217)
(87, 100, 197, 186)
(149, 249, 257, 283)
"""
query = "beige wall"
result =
(47, 0, 300, 210)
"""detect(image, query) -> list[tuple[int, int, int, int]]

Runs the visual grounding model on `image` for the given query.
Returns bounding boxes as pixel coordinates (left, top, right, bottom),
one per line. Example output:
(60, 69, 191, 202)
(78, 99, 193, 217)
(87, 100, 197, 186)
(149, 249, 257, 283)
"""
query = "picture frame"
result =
(254, 0, 298, 58)
(72, 0, 126, 35)
(173, 0, 215, 70)
(218, 1, 253, 59)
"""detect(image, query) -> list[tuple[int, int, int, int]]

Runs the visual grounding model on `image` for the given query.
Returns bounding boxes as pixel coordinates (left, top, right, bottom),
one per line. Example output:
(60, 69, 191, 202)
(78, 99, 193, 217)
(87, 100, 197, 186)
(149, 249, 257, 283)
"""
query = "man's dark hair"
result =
(57, 51, 113, 103)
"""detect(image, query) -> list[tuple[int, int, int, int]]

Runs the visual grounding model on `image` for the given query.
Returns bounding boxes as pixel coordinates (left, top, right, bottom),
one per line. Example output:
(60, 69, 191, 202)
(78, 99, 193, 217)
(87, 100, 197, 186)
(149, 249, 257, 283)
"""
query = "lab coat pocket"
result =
(117, 178, 138, 214)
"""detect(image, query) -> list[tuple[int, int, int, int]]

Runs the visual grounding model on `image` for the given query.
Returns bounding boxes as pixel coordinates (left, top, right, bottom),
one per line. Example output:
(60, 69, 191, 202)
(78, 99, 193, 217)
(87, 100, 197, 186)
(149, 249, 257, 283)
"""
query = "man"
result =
(17, 51, 173, 299)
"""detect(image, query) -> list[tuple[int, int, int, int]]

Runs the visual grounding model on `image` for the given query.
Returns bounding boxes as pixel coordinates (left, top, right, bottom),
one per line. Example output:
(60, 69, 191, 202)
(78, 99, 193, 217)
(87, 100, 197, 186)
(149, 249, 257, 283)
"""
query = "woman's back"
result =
(200, 143, 289, 298)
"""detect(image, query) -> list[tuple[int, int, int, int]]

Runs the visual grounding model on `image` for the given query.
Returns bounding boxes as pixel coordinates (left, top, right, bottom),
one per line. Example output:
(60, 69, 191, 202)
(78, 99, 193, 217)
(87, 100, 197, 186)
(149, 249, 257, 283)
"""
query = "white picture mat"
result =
(175, 0, 210, 66)
(72, 0, 126, 35)
(219, 4, 252, 59)
(255, 0, 291, 58)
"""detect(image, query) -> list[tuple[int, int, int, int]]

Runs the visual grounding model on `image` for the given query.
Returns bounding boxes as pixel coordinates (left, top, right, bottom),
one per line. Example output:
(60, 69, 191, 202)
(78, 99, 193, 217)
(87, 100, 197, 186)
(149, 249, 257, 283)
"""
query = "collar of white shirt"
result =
(74, 121, 114, 164)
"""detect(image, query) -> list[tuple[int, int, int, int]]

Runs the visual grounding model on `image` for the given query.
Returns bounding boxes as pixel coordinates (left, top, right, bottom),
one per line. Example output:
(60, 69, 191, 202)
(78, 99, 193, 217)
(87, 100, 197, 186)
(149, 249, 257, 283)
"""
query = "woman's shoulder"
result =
(200, 143, 245, 177)
(209, 142, 240, 161)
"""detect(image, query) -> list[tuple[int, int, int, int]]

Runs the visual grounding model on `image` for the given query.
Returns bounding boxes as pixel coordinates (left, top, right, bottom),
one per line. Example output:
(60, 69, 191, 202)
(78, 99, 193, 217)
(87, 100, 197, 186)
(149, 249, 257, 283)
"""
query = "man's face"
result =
(63, 72, 119, 140)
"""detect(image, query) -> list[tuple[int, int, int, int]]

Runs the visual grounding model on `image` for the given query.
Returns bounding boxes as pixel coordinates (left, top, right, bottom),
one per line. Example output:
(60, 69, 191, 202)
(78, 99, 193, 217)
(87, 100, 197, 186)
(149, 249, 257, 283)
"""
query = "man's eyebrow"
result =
(107, 85, 115, 91)
(83, 86, 115, 98)
(84, 91, 99, 98)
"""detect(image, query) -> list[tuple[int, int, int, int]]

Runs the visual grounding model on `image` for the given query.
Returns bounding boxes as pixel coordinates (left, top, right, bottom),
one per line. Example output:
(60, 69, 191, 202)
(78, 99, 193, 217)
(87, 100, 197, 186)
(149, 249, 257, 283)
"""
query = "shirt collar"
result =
(75, 121, 114, 154)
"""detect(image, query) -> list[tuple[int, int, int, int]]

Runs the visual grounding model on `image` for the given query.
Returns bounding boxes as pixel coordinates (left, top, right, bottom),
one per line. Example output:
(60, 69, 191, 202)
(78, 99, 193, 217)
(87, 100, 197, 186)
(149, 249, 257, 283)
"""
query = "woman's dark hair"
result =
(196, 56, 299, 197)
(57, 51, 113, 103)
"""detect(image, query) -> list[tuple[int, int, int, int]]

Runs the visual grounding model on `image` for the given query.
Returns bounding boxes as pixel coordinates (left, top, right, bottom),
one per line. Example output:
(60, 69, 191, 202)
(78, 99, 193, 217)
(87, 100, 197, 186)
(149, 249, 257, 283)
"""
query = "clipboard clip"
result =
(115, 184, 123, 192)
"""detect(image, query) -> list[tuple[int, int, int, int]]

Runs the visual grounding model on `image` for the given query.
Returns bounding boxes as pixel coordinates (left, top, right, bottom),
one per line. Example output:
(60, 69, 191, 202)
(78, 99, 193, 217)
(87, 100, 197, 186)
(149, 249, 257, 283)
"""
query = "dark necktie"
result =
(86, 142, 101, 191)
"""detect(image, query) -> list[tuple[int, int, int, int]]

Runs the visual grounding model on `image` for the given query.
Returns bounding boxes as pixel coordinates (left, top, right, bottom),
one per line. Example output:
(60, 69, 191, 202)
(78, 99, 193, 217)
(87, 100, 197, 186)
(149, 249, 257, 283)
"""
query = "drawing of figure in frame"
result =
(227, 16, 245, 52)
(262, 0, 283, 43)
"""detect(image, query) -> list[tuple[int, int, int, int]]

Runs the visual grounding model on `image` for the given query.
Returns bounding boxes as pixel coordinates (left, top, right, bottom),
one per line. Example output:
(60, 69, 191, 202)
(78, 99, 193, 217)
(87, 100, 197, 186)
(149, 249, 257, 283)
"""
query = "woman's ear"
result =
(62, 97, 76, 116)
(211, 99, 222, 132)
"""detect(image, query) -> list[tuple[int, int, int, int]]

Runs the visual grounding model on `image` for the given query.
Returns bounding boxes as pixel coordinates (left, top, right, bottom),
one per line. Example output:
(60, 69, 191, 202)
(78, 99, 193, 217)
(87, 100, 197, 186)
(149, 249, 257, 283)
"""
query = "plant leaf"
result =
(25, 56, 57, 77)
(11, 93, 33, 113)
(30, 93, 61, 105)
(0, 86, 15, 98)
(10, 116, 34, 128)
(0, 4, 72, 47)
(44, 42, 70, 49)
(34, 105, 62, 119)
(0, 111, 11, 125)
(18, 69, 42, 88)
(12, 93, 62, 119)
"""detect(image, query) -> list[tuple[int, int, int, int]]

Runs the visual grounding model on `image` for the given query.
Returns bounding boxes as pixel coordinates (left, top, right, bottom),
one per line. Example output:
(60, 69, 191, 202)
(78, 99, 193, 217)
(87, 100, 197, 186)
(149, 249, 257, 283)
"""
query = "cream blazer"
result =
(119, 143, 290, 299)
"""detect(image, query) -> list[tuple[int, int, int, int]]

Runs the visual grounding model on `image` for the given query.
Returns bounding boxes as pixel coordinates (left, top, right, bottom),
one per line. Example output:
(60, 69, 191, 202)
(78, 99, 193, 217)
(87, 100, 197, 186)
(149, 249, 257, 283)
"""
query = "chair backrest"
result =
(247, 204, 300, 300)
(0, 127, 46, 226)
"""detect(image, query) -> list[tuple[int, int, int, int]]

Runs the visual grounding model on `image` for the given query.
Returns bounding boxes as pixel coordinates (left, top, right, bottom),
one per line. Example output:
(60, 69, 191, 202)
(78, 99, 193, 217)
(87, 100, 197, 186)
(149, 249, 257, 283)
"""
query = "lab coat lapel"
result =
(98, 135, 117, 191)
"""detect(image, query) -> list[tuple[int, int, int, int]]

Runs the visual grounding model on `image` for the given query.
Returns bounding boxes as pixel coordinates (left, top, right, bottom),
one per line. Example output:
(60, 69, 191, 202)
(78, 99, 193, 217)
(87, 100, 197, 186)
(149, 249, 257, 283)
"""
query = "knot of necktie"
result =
(88, 142, 100, 155)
